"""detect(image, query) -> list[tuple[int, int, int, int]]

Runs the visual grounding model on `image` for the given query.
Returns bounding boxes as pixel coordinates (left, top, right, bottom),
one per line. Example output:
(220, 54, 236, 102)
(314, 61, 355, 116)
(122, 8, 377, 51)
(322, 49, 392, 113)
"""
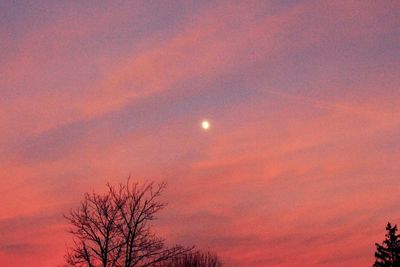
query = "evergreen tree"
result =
(373, 222, 400, 267)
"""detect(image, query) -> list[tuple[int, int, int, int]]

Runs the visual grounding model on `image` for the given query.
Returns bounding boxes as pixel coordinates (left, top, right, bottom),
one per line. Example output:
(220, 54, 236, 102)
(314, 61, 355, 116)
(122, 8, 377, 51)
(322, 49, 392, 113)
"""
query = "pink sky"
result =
(1, 1, 400, 266)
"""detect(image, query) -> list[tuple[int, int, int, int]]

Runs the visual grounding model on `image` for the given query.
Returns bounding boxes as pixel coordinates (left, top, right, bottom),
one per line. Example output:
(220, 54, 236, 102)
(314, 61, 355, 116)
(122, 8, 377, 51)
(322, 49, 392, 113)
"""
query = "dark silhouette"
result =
(373, 222, 400, 267)
(65, 179, 190, 267)
(158, 250, 222, 267)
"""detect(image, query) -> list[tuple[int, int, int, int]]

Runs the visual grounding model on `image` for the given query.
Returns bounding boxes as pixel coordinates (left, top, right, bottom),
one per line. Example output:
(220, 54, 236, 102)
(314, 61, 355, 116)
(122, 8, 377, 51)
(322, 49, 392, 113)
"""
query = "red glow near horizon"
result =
(1, 1, 400, 266)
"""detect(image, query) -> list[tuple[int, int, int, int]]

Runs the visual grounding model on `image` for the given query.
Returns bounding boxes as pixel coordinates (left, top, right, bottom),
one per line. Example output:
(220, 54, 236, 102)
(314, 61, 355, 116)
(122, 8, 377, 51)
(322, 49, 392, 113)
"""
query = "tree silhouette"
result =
(158, 250, 222, 267)
(373, 222, 400, 267)
(65, 179, 191, 267)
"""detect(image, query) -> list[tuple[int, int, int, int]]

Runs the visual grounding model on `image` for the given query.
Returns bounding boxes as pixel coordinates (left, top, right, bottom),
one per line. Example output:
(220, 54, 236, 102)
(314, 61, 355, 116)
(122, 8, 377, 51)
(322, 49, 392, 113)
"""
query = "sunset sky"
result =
(1, 1, 400, 266)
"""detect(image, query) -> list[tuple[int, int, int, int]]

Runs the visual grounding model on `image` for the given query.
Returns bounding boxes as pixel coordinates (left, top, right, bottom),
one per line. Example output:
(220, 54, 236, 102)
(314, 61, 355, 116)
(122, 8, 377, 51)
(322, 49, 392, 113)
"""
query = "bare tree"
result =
(65, 179, 190, 267)
(158, 250, 222, 267)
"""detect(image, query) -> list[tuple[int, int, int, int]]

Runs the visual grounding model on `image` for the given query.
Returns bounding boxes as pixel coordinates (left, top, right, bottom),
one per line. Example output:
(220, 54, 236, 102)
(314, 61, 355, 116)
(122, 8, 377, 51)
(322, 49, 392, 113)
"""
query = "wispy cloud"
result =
(1, 1, 399, 266)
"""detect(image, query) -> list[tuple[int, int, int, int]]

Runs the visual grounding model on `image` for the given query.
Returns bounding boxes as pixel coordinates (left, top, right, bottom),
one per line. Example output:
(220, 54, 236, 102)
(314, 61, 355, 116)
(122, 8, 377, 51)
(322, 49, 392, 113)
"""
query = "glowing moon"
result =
(201, 120, 210, 130)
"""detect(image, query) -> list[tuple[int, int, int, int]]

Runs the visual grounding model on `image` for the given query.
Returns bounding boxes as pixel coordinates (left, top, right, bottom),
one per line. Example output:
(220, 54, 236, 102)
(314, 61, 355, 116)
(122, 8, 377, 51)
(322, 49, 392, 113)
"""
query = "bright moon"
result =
(201, 120, 210, 130)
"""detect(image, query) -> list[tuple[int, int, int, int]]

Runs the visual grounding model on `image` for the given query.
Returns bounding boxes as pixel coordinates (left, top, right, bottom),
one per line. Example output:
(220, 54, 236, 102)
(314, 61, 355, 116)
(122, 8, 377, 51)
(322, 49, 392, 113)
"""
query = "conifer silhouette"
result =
(373, 222, 400, 267)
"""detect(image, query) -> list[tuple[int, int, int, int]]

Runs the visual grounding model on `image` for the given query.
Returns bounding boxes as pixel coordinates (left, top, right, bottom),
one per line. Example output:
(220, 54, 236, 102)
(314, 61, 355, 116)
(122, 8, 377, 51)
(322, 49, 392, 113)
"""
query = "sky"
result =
(1, 0, 400, 266)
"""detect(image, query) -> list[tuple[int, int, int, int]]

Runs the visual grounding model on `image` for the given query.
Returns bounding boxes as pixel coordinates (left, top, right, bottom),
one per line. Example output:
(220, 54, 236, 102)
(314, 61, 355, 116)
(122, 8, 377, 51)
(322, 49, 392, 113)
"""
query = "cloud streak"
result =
(1, 1, 400, 266)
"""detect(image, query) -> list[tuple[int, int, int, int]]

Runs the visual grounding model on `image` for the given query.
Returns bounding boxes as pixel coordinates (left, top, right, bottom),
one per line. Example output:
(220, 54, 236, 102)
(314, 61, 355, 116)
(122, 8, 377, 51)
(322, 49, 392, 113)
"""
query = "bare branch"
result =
(65, 179, 190, 267)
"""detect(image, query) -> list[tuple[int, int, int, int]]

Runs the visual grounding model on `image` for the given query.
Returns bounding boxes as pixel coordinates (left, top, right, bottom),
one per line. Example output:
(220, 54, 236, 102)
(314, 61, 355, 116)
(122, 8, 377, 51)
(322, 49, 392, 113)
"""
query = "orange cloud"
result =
(1, 1, 400, 266)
